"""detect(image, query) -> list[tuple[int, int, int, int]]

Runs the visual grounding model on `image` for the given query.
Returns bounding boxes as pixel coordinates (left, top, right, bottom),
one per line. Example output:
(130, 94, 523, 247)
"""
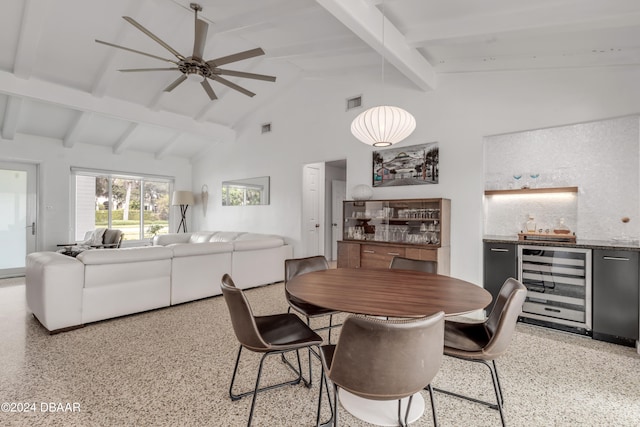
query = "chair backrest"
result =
(389, 256, 437, 274)
(103, 229, 124, 248)
(284, 256, 329, 283)
(483, 277, 527, 357)
(328, 312, 444, 401)
(220, 274, 268, 352)
(284, 256, 330, 303)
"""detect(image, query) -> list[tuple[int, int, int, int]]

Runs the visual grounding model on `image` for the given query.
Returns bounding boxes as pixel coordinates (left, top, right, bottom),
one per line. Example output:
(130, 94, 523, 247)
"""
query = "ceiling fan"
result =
(95, 3, 276, 101)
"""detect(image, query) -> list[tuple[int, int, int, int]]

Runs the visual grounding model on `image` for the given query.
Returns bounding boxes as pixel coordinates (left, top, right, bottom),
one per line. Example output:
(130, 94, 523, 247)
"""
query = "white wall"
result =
(193, 65, 640, 284)
(484, 115, 640, 240)
(0, 134, 192, 251)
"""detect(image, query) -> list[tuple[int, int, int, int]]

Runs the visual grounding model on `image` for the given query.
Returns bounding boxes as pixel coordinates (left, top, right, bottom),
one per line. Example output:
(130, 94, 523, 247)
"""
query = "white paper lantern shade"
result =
(352, 184, 373, 201)
(351, 105, 416, 147)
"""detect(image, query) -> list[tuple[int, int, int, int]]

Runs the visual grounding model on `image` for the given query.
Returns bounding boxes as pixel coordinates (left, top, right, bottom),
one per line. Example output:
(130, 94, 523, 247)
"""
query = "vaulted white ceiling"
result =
(2, 0, 639, 160)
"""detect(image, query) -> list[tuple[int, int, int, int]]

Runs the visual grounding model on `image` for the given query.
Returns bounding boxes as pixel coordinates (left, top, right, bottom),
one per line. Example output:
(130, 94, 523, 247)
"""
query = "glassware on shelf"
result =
(512, 173, 523, 189)
(529, 172, 540, 188)
(613, 217, 634, 243)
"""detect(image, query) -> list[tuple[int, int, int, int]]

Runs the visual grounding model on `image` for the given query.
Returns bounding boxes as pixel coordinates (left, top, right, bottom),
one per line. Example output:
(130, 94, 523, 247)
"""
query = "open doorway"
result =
(301, 159, 347, 261)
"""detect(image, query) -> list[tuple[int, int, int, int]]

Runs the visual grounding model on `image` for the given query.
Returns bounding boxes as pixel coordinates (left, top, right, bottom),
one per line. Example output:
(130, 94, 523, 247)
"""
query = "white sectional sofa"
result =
(26, 231, 292, 332)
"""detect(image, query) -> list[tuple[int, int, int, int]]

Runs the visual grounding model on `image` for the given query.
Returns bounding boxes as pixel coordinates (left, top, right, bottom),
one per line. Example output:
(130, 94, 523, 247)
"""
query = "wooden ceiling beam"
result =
(1, 96, 23, 140)
(316, 0, 436, 91)
(0, 70, 236, 144)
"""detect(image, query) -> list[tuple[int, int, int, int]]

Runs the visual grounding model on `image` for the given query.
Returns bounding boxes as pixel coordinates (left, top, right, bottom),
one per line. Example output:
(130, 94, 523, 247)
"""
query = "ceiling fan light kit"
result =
(95, 3, 276, 101)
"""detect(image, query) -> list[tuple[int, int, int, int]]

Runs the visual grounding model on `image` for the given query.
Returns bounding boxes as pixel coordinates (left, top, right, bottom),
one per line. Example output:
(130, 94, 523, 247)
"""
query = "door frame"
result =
(301, 159, 347, 260)
(302, 163, 324, 257)
(0, 160, 39, 278)
(331, 179, 346, 261)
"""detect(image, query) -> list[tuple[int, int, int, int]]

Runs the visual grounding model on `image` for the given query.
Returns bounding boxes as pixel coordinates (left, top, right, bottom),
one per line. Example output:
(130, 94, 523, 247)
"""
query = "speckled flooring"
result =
(1, 277, 639, 427)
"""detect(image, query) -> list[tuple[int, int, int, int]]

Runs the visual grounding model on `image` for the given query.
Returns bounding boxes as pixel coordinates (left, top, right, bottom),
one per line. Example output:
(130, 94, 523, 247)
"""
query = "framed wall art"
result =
(372, 142, 439, 187)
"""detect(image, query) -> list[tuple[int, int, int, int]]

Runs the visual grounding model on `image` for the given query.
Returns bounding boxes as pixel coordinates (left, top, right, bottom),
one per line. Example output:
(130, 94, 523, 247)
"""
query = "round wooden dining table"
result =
(286, 267, 492, 318)
(286, 267, 492, 427)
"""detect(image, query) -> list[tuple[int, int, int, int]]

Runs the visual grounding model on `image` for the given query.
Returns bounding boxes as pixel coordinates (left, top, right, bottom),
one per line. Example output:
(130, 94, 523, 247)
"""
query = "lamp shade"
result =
(171, 190, 194, 206)
(351, 105, 416, 147)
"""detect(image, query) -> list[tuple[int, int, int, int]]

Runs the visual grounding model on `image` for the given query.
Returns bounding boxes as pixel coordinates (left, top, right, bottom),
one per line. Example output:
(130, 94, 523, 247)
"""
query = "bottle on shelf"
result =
(554, 218, 570, 234)
(526, 214, 536, 233)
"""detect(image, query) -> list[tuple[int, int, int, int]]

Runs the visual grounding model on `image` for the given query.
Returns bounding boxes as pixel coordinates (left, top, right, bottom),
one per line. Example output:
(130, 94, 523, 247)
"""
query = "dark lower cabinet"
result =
(592, 249, 639, 345)
(483, 242, 517, 315)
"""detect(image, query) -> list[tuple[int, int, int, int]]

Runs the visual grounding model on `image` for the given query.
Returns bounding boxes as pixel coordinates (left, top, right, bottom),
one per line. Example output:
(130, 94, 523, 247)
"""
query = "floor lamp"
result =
(172, 191, 194, 233)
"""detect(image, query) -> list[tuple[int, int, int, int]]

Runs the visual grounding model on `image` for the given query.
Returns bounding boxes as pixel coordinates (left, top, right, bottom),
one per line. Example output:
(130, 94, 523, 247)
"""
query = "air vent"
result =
(346, 96, 362, 111)
(261, 123, 272, 133)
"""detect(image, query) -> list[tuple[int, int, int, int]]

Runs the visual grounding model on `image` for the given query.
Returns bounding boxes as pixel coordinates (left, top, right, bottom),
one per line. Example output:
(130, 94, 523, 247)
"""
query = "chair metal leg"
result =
(229, 345, 317, 425)
(492, 360, 505, 406)
(247, 352, 269, 426)
(433, 357, 506, 426)
(488, 360, 506, 427)
(397, 394, 413, 427)
(229, 345, 245, 401)
(333, 383, 339, 427)
(426, 383, 438, 427)
(306, 317, 314, 387)
(316, 366, 335, 427)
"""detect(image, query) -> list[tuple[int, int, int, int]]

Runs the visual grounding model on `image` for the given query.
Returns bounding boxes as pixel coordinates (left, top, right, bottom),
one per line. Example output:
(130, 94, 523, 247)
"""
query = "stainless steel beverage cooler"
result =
(518, 245, 592, 333)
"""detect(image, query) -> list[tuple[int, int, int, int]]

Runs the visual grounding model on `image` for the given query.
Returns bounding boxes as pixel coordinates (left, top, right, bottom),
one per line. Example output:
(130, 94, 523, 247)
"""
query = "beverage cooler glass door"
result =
(518, 245, 592, 331)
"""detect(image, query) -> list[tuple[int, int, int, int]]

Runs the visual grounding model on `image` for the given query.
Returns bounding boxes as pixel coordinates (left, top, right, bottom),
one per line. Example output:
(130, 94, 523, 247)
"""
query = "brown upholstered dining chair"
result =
(389, 256, 437, 274)
(317, 312, 444, 427)
(285, 256, 342, 343)
(435, 277, 526, 427)
(220, 274, 323, 426)
(284, 256, 342, 387)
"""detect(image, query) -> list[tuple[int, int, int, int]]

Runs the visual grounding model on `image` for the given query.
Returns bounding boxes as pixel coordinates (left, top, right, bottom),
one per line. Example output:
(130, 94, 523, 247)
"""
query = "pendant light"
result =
(351, 1, 416, 147)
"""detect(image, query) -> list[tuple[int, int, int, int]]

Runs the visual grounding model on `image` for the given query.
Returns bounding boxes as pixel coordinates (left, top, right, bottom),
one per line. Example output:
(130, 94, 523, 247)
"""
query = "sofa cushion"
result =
(77, 246, 173, 265)
(188, 231, 216, 243)
(170, 241, 233, 257)
(153, 233, 191, 246)
(232, 236, 284, 251)
(209, 231, 245, 242)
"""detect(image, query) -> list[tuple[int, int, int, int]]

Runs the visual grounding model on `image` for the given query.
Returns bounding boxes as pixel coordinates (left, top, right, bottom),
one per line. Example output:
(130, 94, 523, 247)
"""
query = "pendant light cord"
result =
(381, 0, 385, 101)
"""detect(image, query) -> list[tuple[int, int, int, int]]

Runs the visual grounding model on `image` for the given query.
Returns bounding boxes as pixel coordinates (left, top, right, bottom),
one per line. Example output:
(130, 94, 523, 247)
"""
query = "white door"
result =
(0, 161, 38, 278)
(302, 164, 322, 257)
(331, 180, 346, 261)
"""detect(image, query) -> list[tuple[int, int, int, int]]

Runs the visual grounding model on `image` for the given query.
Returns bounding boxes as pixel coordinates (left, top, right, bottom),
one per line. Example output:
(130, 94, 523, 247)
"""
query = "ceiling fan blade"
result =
(215, 69, 276, 82)
(193, 19, 209, 59)
(206, 47, 265, 67)
(164, 75, 187, 92)
(123, 16, 185, 60)
(95, 40, 178, 64)
(201, 80, 218, 101)
(119, 68, 179, 72)
(211, 75, 256, 97)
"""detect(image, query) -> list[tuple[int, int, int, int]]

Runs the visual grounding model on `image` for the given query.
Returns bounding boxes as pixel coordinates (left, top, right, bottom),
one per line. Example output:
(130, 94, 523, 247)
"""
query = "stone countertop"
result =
(483, 235, 640, 251)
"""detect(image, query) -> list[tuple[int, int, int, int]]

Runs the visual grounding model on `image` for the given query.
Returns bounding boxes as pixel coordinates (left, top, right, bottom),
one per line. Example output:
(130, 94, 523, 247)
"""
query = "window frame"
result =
(71, 167, 174, 244)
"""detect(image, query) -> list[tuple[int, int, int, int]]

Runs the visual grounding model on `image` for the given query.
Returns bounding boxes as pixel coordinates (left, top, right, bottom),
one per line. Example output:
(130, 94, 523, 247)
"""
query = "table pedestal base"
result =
(338, 389, 425, 426)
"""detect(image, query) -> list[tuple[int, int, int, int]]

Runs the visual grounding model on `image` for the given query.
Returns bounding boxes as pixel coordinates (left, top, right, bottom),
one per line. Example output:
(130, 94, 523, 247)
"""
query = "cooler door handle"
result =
(603, 256, 630, 261)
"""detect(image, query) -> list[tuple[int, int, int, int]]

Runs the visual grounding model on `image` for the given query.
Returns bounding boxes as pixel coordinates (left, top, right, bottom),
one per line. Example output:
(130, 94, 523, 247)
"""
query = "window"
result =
(73, 169, 172, 243)
(222, 176, 270, 206)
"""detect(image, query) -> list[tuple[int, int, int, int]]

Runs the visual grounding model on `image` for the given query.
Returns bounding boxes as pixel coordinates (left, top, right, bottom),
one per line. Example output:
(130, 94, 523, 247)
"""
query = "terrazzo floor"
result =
(1, 277, 639, 427)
